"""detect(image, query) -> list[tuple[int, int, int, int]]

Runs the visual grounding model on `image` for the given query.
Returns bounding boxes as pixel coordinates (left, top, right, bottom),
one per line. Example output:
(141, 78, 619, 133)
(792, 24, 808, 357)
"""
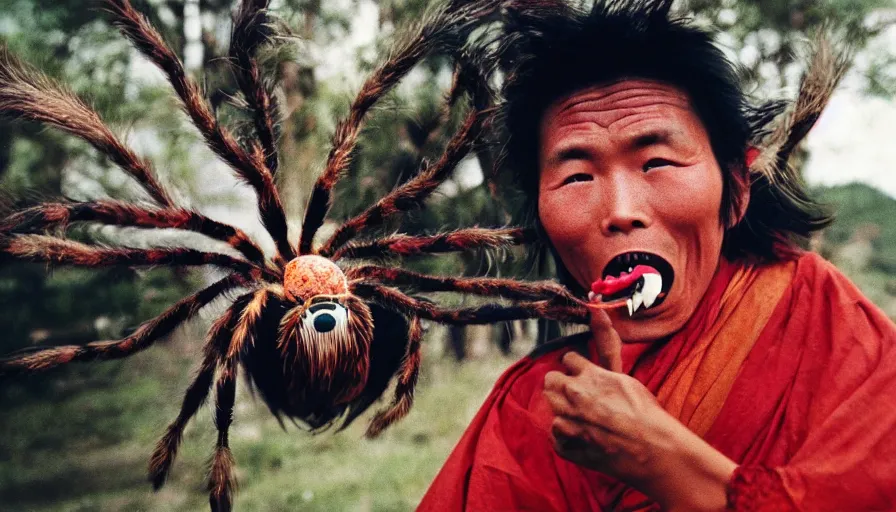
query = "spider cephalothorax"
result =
(0, 0, 590, 509)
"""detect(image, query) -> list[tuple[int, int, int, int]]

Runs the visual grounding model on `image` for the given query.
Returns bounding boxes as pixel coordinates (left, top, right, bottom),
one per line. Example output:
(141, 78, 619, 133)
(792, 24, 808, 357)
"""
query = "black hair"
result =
(494, 0, 833, 293)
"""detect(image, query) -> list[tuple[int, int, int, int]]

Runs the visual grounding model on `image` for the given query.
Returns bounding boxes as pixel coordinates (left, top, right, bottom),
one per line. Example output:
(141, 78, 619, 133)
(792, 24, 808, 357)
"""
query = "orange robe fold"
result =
(418, 253, 896, 511)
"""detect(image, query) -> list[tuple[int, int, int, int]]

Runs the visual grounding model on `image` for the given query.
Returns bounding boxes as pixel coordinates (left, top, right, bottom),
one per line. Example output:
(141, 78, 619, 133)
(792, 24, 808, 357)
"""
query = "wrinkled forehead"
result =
(540, 79, 700, 142)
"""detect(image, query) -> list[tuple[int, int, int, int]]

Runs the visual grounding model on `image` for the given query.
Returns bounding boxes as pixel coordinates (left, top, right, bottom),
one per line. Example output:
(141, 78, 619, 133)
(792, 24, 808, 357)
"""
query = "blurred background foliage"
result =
(0, 0, 894, 510)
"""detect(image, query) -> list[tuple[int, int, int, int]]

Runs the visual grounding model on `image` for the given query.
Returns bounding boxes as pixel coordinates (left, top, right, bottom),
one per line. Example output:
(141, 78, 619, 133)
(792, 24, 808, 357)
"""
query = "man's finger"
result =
(543, 388, 578, 418)
(551, 415, 585, 440)
(551, 418, 595, 466)
(590, 307, 623, 372)
(544, 370, 569, 393)
(551, 431, 588, 464)
(560, 351, 594, 376)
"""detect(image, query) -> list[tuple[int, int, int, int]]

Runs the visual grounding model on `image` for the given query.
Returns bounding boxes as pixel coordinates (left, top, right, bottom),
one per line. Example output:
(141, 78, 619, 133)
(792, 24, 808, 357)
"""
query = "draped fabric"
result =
(418, 253, 896, 511)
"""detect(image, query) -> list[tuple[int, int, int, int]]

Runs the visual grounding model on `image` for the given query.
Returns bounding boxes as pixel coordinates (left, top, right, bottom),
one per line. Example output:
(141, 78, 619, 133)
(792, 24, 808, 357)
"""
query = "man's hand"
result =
(542, 309, 737, 511)
(543, 350, 675, 483)
(543, 307, 668, 480)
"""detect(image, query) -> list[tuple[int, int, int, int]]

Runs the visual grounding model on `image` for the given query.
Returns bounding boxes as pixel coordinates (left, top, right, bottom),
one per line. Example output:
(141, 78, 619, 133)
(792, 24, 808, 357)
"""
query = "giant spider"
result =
(0, 0, 589, 509)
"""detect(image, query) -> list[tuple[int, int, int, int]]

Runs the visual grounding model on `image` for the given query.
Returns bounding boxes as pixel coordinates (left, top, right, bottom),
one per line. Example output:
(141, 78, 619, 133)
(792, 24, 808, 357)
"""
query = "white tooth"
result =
(631, 291, 643, 312)
(588, 291, 596, 301)
(628, 267, 633, 272)
(626, 298, 633, 317)
(641, 273, 662, 308)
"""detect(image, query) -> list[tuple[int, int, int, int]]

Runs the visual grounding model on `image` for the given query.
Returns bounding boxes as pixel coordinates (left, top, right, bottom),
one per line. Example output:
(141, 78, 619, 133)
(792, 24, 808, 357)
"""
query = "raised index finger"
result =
(589, 308, 622, 373)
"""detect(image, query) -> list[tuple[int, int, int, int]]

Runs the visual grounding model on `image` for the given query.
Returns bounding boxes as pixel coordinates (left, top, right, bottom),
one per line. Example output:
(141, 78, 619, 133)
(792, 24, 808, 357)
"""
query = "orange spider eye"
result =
(283, 255, 348, 302)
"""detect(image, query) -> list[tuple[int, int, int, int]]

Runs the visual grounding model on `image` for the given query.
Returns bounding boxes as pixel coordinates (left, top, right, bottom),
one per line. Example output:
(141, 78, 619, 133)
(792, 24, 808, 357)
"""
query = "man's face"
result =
(538, 79, 726, 343)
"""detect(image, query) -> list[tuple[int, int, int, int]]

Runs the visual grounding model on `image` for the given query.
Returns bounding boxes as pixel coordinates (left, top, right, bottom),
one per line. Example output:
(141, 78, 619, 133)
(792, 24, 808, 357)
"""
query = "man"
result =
(419, 0, 896, 510)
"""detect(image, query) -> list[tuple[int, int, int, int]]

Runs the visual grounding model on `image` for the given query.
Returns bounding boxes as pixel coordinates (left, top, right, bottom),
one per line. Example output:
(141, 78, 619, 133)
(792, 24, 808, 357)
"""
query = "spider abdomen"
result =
(241, 293, 375, 429)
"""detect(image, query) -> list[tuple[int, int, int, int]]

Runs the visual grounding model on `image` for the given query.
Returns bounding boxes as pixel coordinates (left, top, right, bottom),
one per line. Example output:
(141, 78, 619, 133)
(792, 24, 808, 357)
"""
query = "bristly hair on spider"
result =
(0, 0, 589, 510)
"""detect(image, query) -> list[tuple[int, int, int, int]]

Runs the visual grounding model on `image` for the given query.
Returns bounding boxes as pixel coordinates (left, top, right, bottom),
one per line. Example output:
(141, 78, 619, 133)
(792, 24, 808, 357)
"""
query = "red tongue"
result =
(591, 264, 658, 297)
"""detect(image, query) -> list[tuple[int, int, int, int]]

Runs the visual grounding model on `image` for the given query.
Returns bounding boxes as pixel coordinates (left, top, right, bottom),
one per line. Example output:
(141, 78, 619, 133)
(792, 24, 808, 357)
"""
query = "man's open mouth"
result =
(588, 252, 675, 316)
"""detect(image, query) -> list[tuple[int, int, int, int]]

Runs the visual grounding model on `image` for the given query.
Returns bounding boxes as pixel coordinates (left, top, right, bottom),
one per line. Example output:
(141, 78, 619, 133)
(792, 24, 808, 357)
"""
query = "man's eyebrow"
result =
(544, 128, 682, 165)
(626, 129, 676, 151)
(551, 146, 591, 163)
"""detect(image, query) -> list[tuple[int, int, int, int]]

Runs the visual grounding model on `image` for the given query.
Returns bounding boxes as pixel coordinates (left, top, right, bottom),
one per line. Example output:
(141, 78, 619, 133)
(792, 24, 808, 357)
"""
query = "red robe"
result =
(419, 253, 896, 511)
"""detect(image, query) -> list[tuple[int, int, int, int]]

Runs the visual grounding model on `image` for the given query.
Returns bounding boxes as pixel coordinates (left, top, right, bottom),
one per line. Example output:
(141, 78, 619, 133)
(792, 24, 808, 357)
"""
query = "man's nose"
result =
(599, 175, 652, 236)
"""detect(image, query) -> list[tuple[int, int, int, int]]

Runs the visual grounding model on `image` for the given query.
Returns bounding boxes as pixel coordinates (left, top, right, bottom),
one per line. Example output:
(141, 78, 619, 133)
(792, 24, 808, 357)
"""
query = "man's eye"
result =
(643, 158, 675, 171)
(562, 173, 593, 185)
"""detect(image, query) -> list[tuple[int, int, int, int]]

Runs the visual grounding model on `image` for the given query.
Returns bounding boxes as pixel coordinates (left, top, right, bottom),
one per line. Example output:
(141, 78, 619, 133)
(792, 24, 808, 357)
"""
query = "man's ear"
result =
(726, 148, 756, 229)
(729, 176, 751, 228)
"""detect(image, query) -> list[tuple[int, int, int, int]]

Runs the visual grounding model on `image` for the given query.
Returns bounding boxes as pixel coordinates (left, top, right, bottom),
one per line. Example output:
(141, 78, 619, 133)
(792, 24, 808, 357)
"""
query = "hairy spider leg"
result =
(228, 285, 284, 360)
(351, 283, 589, 326)
(366, 316, 424, 438)
(151, 287, 272, 505)
(0, 49, 271, 266)
(229, 0, 280, 176)
(0, 234, 273, 280)
(209, 356, 239, 512)
(1, 200, 266, 265)
(210, 287, 286, 510)
(149, 300, 243, 489)
(319, 109, 485, 258)
(106, 0, 292, 261)
(347, 265, 579, 304)
(753, 36, 850, 180)
(0, 46, 173, 206)
(299, 1, 499, 256)
(330, 227, 535, 261)
(0, 274, 245, 378)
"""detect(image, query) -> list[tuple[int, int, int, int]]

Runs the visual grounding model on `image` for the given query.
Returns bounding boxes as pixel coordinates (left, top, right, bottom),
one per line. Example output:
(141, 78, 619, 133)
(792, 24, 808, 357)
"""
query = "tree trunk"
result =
(536, 318, 561, 346)
(495, 321, 514, 355)
(447, 325, 467, 361)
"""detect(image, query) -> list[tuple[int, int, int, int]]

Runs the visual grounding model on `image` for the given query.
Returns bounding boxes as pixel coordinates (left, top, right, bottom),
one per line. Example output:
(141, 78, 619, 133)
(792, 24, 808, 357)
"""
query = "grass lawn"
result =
(0, 324, 519, 511)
